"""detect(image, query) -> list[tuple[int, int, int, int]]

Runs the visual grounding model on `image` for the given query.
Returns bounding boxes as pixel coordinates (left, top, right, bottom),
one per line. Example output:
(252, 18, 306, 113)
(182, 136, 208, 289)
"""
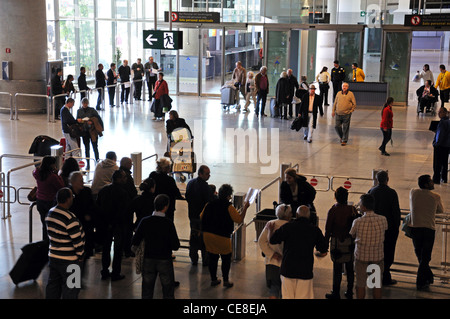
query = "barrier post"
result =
(131, 152, 142, 186)
(232, 192, 246, 261)
(51, 145, 64, 171)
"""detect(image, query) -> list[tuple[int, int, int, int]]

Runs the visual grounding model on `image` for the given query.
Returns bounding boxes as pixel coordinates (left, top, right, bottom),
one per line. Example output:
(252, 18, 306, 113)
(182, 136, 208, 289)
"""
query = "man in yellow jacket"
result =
(435, 64, 450, 108)
(352, 63, 365, 82)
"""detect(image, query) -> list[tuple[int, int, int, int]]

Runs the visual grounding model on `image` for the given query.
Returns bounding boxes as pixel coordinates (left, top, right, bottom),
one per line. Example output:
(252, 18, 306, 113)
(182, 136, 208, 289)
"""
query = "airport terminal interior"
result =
(1, 0, 450, 302)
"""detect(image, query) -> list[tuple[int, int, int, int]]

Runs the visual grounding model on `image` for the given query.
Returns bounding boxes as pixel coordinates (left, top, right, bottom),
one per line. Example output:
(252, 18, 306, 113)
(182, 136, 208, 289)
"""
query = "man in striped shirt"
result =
(350, 194, 388, 299)
(45, 187, 85, 299)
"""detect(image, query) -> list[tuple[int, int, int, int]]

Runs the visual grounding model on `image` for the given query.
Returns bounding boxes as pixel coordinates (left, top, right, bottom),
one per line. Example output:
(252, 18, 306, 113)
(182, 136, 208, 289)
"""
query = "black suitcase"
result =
(270, 98, 279, 117)
(9, 241, 49, 285)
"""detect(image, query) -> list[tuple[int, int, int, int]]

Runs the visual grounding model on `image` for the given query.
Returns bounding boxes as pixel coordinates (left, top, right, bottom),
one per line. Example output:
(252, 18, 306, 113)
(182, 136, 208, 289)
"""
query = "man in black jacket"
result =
(368, 170, 401, 285)
(60, 98, 81, 158)
(118, 60, 131, 104)
(95, 64, 106, 110)
(131, 194, 180, 299)
(77, 66, 90, 101)
(185, 165, 214, 265)
(298, 85, 323, 143)
(132, 58, 144, 100)
(97, 169, 130, 281)
(144, 56, 160, 101)
(52, 68, 65, 119)
(269, 205, 328, 299)
(287, 69, 299, 118)
(106, 63, 118, 107)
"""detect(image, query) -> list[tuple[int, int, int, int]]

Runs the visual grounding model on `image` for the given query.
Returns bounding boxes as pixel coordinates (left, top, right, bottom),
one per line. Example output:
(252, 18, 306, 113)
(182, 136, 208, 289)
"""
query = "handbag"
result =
(402, 213, 413, 238)
(150, 99, 156, 113)
(290, 117, 302, 131)
(68, 123, 83, 139)
(330, 237, 353, 263)
(27, 186, 37, 202)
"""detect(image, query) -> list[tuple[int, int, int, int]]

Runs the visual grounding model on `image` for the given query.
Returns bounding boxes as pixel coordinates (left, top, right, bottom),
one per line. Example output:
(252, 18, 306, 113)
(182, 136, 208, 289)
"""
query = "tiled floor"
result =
(0, 88, 450, 300)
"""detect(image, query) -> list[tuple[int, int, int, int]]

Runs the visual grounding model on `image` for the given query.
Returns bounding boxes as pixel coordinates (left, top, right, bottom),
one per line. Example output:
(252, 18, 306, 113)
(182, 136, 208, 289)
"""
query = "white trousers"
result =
(303, 113, 314, 142)
(281, 275, 314, 299)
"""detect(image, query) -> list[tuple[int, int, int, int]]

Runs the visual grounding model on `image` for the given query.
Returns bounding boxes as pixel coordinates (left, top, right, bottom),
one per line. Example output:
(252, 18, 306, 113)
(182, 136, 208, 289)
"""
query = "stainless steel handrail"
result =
(0, 154, 44, 176)
(29, 202, 37, 243)
(14, 93, 50, 121)
(6, 160, 42, 218)
(0, 92, 14, 120)
(89, 87, 105, 110)
(50, 93, 69, 122)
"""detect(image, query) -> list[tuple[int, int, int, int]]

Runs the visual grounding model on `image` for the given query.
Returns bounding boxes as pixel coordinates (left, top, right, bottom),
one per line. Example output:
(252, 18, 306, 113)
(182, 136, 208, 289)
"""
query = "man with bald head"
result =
(269, 205, 327, 299)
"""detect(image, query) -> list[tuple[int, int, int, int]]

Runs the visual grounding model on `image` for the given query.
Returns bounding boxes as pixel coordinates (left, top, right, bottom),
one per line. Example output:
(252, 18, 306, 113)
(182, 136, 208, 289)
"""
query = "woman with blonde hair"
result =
(243, 71, 256, 113)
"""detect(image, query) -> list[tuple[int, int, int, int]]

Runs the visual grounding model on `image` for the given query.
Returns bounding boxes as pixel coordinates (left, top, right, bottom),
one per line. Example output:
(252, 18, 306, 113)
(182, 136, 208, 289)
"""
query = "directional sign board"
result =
(164, 11, 220, 24)
(143, 30, 183, 50)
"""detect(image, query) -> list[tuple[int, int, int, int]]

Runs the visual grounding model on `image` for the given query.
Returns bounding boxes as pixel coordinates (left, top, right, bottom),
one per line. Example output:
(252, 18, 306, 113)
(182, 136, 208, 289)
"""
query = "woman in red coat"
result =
(152, 72, 169, 121)
(379, 97, 394, 156)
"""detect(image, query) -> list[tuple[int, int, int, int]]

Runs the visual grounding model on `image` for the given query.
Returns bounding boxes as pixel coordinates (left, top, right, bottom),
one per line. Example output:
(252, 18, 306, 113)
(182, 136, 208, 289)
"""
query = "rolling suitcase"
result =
(9, 240, 49, 285)
(270, 98, 279, 117)
(221, 86, 236, 109)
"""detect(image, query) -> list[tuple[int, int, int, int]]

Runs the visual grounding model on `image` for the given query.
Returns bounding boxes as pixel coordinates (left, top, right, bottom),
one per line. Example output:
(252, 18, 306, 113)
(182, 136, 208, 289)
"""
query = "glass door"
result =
(266, 30, 290, 97)
(381, 29, 411, 105)
(336, 30, 364, 82)
(178, 28, 200, 95)
(201, 28, 223, 96)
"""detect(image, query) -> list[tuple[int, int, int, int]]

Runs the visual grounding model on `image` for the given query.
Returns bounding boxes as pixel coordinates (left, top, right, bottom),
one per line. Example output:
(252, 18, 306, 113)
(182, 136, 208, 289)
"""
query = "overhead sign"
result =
(404, 14, 450, 27)
(164, 11, 220, 24)
(143, 30, 183, 50)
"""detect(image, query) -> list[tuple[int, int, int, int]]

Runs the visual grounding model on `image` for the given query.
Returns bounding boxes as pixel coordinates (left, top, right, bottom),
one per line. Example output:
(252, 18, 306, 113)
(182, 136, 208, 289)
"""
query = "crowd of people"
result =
(36, 59, 449, 300)
(31, 147, 446, 300)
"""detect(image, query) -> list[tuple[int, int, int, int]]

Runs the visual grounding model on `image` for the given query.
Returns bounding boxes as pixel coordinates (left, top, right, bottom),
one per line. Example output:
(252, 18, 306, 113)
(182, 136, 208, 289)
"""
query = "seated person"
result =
(166, 110, 193, 140)
(416, 80, 439, 113)
(279, 168, 317, 225)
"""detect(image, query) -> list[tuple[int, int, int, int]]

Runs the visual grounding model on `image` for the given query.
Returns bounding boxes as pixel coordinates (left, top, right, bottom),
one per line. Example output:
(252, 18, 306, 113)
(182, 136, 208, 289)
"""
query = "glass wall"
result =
(46, 0, 449, 98)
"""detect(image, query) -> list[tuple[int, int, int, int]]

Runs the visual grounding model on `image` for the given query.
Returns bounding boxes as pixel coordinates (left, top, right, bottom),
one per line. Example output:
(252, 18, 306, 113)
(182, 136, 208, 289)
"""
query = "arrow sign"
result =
(143, 30, 183, 50)
(146, 34, 158, 46)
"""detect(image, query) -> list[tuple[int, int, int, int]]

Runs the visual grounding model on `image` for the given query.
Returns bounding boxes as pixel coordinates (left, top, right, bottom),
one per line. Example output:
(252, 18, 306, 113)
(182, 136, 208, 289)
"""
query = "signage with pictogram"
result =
(310, 178, 318, 187)
(343, 180, 352, 189)
(78, 161, 85, 169)
(143, 30, 183, 50)
(164, 11, 220, 24)
(0, 189, 3, 198)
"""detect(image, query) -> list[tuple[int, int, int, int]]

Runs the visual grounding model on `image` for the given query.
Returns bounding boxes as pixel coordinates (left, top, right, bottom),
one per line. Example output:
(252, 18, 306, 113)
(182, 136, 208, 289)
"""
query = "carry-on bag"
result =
(9, 240, 49, 285)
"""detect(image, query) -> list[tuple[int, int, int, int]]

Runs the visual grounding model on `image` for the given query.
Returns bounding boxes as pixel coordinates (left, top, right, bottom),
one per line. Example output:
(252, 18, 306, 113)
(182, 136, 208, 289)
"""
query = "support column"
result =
(0, 0, 48, 113)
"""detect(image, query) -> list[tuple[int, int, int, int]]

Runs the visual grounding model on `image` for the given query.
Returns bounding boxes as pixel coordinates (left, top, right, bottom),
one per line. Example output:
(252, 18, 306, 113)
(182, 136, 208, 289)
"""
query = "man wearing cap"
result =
(297, 84, 322, 143)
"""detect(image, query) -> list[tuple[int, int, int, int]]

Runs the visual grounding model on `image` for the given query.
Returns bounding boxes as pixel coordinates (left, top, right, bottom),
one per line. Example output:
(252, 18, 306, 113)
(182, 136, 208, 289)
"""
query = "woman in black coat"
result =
(279, 168, 317, 224)
(130, 177, 156, 229)
(149, 158, 184, 222)
(275, 71, 291, 120)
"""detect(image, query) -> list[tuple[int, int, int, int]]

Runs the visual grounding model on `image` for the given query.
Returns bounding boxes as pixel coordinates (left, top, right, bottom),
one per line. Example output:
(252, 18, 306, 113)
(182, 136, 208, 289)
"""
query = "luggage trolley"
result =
(165, 127, 196, 183)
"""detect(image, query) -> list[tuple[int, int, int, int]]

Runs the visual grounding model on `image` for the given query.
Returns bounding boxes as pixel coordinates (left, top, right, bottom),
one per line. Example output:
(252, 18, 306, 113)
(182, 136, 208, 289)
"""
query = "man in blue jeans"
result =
(332, 82, 356, 146)
(132, 194, 180, 299)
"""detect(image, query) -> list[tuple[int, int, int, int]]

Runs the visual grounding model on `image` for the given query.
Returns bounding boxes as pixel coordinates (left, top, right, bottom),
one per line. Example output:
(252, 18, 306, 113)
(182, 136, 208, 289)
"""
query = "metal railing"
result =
(50, 93, 69, 122)
(0, 92, 14, 120)
(14, 93, 50, 121)
(5, 160, 42, 218)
